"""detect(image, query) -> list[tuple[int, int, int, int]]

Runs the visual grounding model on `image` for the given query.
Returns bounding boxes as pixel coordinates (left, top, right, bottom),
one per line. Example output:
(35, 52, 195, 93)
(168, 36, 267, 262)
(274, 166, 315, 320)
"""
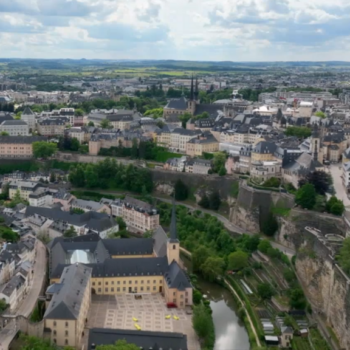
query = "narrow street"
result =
(328, 164, 350, 207)
(0, 240, 47, 350)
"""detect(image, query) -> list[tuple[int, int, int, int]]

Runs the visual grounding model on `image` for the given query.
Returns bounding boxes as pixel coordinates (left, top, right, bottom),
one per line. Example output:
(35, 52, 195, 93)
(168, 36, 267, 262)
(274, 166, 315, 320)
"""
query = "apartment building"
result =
(0, 120, 29, 136)
(251, 141, 277, 162)
(37, 118, 66, 136)
(0, 250, 16, 285)
(250, 160, 282, 181)
(44, 264, 92, 348)
(0, 273, 27, 311)
(185, 134, 219, 157)
(29, 188, 55, 207)
(170, 128, 201, 152)
(118, 196, 159, 233)
(0, 136, 47, 159)
(192, 158, 212, 174)
(70, 199, 111, 215)
(9, 180, 44, 200)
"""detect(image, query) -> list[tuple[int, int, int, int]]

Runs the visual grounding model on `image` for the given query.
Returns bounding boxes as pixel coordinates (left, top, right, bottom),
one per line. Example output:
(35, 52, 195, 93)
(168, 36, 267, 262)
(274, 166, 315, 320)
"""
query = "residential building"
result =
(0, 136, 47, 159)
(343, 162, 350, 193)
(37, 118, 66, 136)
(9, 180, 44, 200)
(29, 188, 55, 207)
(70, 199, 111, 215)
(44, 264, 92, 348)
(170, 128, 202, 152)
(66, 127, 85, 143)
(0, 250, 16, 285)
(24, 207, 119, 239)
(0, 120, 29, 136)
(192, 158, 212, 174)
(250, 160, 282, 182)
(0, 273, 27, 311)
(21, 107, 36, 132)
(251, 141, 276, 162)
(185, 133, 219, 157)
(121, 196, 159, 233)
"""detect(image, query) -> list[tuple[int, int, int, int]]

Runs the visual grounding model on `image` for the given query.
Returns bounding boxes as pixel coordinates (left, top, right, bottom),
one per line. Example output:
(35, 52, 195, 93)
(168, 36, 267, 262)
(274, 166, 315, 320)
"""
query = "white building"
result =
(21, 107, 36, 132)
(0, 120, 29, 136)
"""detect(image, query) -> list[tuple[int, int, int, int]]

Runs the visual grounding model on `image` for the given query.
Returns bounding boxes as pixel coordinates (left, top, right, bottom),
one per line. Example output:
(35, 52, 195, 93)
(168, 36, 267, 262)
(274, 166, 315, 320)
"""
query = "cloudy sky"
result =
(1, 0, 350, 61)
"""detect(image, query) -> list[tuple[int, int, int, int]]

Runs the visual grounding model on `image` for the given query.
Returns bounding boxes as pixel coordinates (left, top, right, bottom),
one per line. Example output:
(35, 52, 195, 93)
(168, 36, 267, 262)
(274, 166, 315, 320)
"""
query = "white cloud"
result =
(0, 0, 350, 60)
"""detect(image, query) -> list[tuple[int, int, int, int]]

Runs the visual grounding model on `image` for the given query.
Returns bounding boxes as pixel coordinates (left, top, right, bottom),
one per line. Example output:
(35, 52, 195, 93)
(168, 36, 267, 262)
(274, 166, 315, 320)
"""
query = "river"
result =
(182, 255, 250, 350)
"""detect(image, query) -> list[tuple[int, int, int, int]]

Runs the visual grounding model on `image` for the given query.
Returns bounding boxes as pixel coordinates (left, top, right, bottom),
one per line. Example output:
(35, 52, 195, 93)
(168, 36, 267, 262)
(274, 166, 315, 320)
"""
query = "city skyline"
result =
(0, 0, 350, 60)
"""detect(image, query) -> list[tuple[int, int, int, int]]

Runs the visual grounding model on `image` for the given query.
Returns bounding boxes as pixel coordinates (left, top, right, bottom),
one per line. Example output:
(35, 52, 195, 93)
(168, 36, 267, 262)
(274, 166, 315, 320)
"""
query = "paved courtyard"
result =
(85, 294, 200, 350)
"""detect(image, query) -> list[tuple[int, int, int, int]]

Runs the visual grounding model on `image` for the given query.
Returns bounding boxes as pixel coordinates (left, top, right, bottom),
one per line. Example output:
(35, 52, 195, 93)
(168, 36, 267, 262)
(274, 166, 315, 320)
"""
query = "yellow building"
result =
(48, 205, 193, 311)
(251, 141, 276, 162)
(9, 180, 43, 200)
(186, 134, 219, 157)
(44, 264, 92, 348)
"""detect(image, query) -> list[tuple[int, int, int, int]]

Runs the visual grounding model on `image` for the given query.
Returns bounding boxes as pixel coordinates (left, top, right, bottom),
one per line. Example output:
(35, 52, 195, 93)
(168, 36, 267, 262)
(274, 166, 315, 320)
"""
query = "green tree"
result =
(284, 126, 312, 138)
(228, 251, 249, 270)
(70, 137, 80, 152)
(338, 237, 350, 274)
(288, 288, 306, 309)
(201, 256, 225, 282)
(209, 190, 221, 210)
(144, 108, 163, 119)
(295, 183, 316, 209)
(212, 152, 227, 173)
(257, 283, 275, 300)
(88, 121, 95, 126)
(179, 112, 192, 128)
(0, 131, 9, 136)
(0, 299, 7, 312)
(116, 217, 127, 230)
(130, 138, 138, 159)
(32, 142, 57, 158)
(193, 289, 203, 305)
(100, 119, 112, 129)
(63, 225, 77, 238)
(192, 245, 210, 272)
(96, 340, 140, 350)
(258, 239, 272, 254)
(74, 108, 85, 116)
(174, 179, 188, 201)
(198, 193, 210, 209)
(326, 196, 345, 216)
(192, 303, 213, 340)
(314, 111, 326, 118)
(261, 212, 279, 236)
(49, 172, 56, 183)
(85, 165, 99, 188)
(218, 166, 227, 176)
(299, 170, 332, 195)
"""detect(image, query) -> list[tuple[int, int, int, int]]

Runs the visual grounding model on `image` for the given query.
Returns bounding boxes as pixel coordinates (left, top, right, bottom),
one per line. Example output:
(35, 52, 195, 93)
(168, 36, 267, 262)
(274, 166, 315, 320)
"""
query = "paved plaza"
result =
(85, 294, 200, 350)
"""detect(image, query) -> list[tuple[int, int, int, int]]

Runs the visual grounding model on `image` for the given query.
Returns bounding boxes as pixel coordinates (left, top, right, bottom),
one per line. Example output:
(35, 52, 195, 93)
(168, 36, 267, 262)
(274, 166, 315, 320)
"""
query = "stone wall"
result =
(276, 211, 350, 350)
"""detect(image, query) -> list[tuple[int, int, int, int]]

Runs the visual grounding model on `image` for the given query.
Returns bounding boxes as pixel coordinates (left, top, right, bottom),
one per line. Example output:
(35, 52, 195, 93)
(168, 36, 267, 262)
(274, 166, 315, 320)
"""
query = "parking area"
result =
(85, 294, 200, 350)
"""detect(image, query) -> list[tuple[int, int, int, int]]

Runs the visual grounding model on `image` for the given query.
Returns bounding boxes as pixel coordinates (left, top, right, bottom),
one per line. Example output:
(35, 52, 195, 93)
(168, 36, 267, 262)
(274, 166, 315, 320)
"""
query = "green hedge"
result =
(0, 161, 39, 174)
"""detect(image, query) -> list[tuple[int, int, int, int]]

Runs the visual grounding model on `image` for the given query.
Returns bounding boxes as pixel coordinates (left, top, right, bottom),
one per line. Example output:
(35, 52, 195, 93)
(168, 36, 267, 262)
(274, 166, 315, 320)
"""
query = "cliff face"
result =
(277, 211, 350, 350)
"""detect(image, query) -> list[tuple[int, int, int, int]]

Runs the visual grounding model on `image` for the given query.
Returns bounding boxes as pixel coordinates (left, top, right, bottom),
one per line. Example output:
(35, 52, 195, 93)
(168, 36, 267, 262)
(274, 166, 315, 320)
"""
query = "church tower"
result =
(187, 75, 196, 115)
(167, 202, 180, 265)
(310, 123, 323, 163)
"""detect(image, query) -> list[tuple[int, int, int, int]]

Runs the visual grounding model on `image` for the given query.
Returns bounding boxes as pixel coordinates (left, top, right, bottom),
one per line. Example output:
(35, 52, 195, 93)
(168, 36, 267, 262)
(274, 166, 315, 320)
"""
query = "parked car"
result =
(166, 302, 177, 308)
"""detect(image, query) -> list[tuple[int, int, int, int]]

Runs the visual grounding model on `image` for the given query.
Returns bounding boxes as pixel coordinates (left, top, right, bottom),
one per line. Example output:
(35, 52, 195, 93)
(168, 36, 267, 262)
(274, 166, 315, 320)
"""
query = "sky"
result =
(1, 0, 350, 61)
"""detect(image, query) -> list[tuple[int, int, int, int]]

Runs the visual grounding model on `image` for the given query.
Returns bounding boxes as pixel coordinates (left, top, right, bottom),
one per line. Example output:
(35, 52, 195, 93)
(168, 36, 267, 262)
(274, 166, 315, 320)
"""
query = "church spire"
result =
(169, 201, 179, 243)
(194, 77, 199, 101)
(190, 75, 194, 101)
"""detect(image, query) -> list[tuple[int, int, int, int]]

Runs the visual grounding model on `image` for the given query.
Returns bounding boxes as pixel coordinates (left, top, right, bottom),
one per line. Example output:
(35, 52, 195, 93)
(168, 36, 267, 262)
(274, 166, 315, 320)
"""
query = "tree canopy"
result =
(299, 171, 332, 195)
(284, 126, 312, 139)
(96, 340, 140, 350)
(100, 119, 112, 129)
(174, 179, 189, 201)
(32, 142, 57, 158)
(339, 238, 350, 275)
(228, 251, 249, 270)
(325, 196, 345, 216)
(257, 283, 275, 300)
(295, 183, 316, 209)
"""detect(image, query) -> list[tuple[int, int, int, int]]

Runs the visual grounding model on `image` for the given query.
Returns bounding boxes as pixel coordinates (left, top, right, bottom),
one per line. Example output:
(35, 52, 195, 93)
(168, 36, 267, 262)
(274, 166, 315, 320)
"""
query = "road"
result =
(92, 189, 296, 255)
(328, 164, 350, 207)
(0, 240, 47, 350)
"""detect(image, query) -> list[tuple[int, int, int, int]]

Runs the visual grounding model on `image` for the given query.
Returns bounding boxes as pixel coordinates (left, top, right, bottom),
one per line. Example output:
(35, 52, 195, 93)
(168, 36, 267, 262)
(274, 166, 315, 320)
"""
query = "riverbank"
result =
(180, 247, 259, 350)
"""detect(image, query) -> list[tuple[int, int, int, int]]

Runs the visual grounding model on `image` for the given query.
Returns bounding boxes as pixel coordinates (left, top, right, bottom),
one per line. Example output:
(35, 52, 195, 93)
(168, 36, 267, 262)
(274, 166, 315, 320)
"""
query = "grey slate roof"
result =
(253, 141, 277, 154)
(103, 238, 153, 256)
(0, 136, 47, 144)
(1, 274, 25, 297)
(22, 107, 34, 115)
(88, 328, 188, 350)
(1, 120, 27, 126)
(172, 128, 202, 136)
(165, 97, 188, 110)
(194, 104, 222, 118)
(44, 263, 92, 320)
(164, 260, 191, 291)
(152, 226, 168, 258)
(51, 256, 169, 279)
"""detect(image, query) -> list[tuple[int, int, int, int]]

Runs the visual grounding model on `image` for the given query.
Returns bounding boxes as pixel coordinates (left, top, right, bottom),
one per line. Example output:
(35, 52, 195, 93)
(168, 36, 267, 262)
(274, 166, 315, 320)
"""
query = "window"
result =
(135, 280, 138, 284)
(147, 287, 150, 291)
(111, 288, 114, 292)
(129, 280, 132, 284)
(53, 339, 56, 344)
(65, 331, 69, 336)
(123, 287, 126, 292)
(117, 281, 120, 285)
(123, 281, 126, 285)
(53, 321, 56, 327)
(105, 282, 108, 285)
(98, 288, 101, 292)
(147, 280, 150, 284)
(153, 286, 156, 291)
(141, 280, 144, 284)
(180, 294, 184, 299)
(92, 282, 95, 286)
(53, 331, 56, 336)
(173, 244, 176, 249)
(105, 288, 108, 292)
(65, 340, 68, 345)
(98, 282, 101, 286)
(65, 322, 68, 327)
(111, 281, 114, 285)
(153, 280, 156, 284)
(185, 298, 188, 303)
(117, 288, 120, 292)
(141, 287, 144, 291)
(173, 291, 176, 296)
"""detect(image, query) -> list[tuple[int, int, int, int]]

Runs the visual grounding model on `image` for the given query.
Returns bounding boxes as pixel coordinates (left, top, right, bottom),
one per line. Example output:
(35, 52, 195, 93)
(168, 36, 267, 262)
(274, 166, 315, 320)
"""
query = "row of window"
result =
(53, 321, 69, 327)
(92, 279, 161, 286)
(97, 286, 158, 292)
(53, 339, 69, 345)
